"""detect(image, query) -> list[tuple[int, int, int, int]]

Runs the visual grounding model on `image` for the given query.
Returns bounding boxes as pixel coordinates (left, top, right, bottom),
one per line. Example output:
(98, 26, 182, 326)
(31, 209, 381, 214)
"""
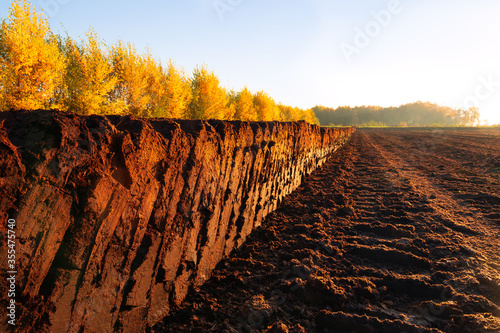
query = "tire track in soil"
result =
(366, 130, 500, 226)
(154, 129, 500, 333)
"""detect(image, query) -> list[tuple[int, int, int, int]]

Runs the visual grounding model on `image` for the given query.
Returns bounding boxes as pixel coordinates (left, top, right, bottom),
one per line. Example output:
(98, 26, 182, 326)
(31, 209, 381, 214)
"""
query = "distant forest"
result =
(313, 102, 481, 127)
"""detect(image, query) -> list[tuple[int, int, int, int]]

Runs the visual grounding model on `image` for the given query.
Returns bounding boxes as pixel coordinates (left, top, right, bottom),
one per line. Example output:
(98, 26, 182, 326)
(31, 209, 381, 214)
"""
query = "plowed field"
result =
(155, 128, 500, 333)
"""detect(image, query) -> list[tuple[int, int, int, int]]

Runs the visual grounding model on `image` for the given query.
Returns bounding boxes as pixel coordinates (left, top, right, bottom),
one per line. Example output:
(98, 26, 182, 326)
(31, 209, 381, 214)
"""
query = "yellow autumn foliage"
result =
(232, 87, 258, 121)
(109, 41, 150, 116)
(0, 0, 320, 125)
(61, 30, 116, 115)
(188, 65, 230, 120)
(0, 0, 65, 110)
(253, 91, 281, 121)
(139, 50, 165, 118)
(162, 61, 192, 119)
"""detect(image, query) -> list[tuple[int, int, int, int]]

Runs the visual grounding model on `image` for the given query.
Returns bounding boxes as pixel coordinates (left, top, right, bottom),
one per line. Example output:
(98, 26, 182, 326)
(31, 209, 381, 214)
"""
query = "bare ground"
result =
(154, 128, 500, 333)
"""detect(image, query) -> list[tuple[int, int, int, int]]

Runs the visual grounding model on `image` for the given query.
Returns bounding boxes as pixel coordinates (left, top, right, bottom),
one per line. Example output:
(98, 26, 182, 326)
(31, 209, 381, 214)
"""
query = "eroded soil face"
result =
(155, 128, 500, 333)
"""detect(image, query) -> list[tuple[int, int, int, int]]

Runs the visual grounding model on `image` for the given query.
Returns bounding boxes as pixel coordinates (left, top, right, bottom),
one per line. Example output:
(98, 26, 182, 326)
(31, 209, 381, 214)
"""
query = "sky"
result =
(1, 0, 499, 124)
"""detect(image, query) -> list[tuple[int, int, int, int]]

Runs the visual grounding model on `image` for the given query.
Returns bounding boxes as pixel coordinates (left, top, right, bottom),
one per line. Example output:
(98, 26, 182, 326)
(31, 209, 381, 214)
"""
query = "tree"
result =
(60, 30, 116, 115)
(278, 104, 319, 124)
(109, 41, 149, 116)
(232, 87, 257, 121)
(188, 65, 230, 120)
(160, 61, 191, 118)
(253, 91, 280, 121)
(139, 50, 165, 118)
(467, 107, 480, 126)
(302, 108, 319, 124)
(277, 104, 296, 121)
(0, 0, 65, 110)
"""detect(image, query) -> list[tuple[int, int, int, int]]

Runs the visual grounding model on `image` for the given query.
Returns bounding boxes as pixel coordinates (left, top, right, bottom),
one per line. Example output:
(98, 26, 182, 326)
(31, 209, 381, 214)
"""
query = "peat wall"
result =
(0, 110, 355, 332)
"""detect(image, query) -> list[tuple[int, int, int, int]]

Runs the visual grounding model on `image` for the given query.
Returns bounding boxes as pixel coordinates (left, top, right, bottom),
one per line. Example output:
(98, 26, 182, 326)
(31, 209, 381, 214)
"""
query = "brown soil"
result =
(0, 110, 354, 332)
(154, 128, 500, 333)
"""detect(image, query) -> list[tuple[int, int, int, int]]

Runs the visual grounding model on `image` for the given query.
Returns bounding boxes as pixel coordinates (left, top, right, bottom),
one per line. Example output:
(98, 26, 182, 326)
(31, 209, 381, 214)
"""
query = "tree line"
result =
(0, 0, 318, 124)
(313, 102, 481, 127)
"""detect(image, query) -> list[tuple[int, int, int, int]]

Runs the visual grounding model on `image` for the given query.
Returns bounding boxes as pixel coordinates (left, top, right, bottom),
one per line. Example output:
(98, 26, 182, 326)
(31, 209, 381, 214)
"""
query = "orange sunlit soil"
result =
(155, 128, 500, 333)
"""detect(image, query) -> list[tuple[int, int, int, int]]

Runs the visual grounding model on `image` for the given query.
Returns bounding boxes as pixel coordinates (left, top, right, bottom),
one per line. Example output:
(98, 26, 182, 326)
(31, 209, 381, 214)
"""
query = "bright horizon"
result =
(2, 0, 499, 124)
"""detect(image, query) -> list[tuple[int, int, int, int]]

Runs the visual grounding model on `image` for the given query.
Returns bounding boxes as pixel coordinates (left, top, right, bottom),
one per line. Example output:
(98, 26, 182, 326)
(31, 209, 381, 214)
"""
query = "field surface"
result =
(155, 128, 500, 333)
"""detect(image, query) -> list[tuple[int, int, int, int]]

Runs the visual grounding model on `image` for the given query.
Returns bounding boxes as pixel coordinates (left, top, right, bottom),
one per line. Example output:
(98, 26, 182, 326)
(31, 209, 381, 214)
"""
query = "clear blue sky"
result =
(2, 0, 499, 124)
